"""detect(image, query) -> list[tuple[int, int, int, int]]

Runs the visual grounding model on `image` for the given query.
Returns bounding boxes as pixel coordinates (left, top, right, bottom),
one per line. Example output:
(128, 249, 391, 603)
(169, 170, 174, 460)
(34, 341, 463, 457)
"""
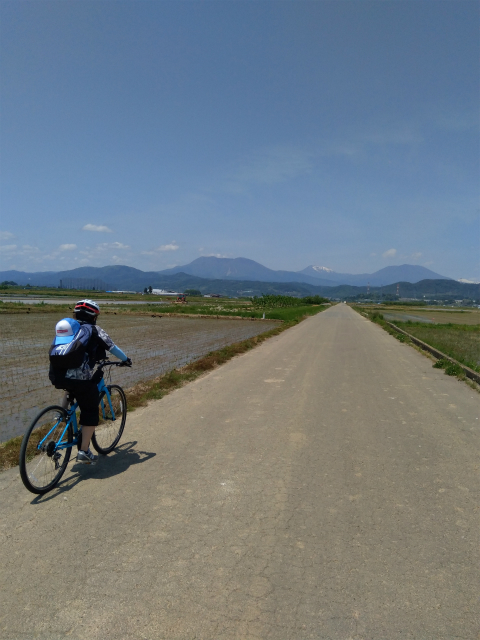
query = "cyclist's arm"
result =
(109, 344, 128, 362)
(95, 326, 129, 362)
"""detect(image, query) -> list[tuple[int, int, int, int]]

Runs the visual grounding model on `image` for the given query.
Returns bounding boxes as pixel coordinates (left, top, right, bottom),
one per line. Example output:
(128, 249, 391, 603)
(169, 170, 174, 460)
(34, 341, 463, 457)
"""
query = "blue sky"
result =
(1, 0, 478, 280)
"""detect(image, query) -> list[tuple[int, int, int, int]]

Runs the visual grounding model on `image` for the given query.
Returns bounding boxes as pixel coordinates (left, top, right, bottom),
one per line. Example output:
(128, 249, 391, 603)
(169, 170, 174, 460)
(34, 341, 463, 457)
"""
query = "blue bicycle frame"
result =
(36, 376, 115, 454)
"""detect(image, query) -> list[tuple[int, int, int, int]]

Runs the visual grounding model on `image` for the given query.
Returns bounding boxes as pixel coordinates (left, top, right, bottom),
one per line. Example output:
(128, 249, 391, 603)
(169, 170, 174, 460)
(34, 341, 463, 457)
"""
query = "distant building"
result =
(151, 289, 181, 296)
(60, 278, 108, 291)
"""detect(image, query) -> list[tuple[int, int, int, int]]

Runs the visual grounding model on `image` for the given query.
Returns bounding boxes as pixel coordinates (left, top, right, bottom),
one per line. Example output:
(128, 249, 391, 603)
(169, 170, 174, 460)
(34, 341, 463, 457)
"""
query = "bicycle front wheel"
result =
(19, 405, 72, 494)
(92, 385, 127, 454)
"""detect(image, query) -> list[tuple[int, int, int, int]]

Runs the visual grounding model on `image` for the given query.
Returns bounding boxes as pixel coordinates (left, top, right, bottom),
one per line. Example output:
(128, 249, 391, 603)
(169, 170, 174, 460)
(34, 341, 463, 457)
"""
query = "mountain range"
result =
(0, 259, 476, 300)
(159, 257, 450, 286)
(0, 267, 477, 301)
(0, 258, 451, 290)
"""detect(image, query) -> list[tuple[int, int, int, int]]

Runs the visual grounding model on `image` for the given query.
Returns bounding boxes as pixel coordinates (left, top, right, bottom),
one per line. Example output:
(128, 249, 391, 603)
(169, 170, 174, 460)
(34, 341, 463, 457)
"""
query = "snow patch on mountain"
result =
(311, 266, 334, 273)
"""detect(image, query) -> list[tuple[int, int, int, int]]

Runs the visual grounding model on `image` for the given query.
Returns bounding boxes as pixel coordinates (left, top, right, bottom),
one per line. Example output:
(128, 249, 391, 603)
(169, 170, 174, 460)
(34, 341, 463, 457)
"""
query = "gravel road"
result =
(0, 304, 478, 639)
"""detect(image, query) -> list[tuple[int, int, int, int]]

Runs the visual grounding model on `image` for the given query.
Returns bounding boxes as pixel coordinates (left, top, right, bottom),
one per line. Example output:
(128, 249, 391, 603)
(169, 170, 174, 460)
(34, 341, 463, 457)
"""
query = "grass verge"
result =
(389, 321, 479, 372)
(355, 307, 480, 387)
(0, 310, 324, 472)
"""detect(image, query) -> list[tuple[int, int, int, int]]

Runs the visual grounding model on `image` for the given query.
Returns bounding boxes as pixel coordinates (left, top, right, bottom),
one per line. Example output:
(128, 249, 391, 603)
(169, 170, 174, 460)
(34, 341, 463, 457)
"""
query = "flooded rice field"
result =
(0, 313, 278, 442)
(383, 312, 434, 324)
(383, 309, 480, 326)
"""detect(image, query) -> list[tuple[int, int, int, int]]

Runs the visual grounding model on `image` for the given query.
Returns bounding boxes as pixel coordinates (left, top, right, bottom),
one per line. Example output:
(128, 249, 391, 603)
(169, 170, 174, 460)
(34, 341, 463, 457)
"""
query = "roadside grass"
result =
(361, 310, 412, 344)
(391, 321, 480, 372)
(432, 359, 464, 377)
(355, 308, 480, 384)
(0, 435, 23, 472)
(0, 307, 325, 471)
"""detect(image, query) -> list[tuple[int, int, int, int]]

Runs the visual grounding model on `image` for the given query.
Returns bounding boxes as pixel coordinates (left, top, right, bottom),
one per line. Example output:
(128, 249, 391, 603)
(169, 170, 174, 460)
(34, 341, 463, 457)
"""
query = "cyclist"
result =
(49, 299, 132, 465)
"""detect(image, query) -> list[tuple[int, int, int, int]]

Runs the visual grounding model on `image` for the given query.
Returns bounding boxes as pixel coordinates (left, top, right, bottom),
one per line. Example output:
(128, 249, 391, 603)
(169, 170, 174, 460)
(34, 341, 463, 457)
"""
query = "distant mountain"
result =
(300, 264, 451, 286)
(159, 257, 336, 286)
(1, 259, 452, 291)
(0, 270, 59, 286)
(0, 265, 476, 300)
(160, 257, 451, 286)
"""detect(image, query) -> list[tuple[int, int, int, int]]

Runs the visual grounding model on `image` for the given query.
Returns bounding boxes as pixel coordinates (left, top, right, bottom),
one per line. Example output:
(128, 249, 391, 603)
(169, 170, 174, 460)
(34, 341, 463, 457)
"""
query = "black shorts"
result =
(52, 377, 100, 427)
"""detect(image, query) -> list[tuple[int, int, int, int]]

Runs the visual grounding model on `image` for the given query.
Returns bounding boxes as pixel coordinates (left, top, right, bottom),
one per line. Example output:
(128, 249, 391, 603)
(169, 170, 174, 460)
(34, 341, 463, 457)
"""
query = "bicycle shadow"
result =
(31, 441, 156, 503)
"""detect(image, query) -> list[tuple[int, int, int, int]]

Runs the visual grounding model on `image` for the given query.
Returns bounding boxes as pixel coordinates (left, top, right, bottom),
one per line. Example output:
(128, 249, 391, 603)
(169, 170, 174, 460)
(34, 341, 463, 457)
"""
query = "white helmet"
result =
(74, 299, 100, 320)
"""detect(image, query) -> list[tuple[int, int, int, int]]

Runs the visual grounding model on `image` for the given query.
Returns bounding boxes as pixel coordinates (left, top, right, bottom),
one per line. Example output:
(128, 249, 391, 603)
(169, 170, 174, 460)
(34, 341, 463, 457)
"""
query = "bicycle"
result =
(19, 360, 129, 495)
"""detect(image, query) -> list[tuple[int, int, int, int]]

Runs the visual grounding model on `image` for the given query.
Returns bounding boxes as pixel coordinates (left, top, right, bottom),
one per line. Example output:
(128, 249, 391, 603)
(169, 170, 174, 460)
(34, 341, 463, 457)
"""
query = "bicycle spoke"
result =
(20, 407, 72, 494)
(92, 386, 126, 454)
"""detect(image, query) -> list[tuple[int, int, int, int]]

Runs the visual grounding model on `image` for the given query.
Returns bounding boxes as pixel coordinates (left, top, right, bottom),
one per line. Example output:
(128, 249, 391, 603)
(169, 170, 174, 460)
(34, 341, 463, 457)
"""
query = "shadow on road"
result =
(31, 440, 156, 504)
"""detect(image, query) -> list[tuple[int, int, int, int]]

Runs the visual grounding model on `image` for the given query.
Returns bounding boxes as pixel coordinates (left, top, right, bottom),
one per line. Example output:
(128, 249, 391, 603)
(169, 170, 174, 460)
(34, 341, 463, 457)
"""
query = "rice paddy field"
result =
(382, 308, 480, 326)
(0, 313, 279, 442)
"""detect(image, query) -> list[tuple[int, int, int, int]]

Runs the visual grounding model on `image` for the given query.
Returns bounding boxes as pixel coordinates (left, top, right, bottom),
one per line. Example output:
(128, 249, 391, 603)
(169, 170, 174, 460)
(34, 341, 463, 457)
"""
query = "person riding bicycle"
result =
(49, 299, 132, 465)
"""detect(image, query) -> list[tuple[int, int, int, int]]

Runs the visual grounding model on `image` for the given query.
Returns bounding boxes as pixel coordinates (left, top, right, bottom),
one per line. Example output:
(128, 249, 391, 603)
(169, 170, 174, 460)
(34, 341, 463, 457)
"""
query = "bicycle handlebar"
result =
(97, 359, 132, 369)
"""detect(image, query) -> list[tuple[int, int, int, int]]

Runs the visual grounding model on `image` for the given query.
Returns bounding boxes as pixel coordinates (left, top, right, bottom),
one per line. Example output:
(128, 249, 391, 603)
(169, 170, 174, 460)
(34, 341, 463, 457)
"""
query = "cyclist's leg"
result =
(80, 426, 96, 450)
(73, 381, 100, 451)
(60, 391, 69, 410)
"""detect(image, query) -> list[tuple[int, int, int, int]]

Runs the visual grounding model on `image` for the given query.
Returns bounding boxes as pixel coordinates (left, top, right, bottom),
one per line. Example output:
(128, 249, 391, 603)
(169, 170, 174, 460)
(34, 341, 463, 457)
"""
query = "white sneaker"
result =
(76, 449, 98, 465)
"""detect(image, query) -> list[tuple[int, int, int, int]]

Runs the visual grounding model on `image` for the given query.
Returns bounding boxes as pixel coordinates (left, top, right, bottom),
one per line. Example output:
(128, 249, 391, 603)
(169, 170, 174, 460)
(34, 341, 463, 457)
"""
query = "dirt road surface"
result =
(1, 304, 478, 639)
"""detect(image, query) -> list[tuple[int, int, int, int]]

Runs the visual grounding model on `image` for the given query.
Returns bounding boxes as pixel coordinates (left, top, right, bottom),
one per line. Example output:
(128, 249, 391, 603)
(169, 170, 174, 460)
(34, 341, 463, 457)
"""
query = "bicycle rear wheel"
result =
(92, 385, 127, 455)
(19, 405, 72, 495)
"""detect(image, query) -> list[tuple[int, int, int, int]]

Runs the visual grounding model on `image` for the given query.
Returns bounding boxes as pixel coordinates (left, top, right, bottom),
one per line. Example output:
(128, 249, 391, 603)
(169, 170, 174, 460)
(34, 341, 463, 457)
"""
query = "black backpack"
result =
(49, 323, 94, 370)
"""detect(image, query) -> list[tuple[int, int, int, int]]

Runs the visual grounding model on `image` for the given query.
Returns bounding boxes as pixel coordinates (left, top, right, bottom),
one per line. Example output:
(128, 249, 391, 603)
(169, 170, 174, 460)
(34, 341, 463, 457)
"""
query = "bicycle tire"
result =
(92, 385, 127, 455)
(19, 405, 72, 495)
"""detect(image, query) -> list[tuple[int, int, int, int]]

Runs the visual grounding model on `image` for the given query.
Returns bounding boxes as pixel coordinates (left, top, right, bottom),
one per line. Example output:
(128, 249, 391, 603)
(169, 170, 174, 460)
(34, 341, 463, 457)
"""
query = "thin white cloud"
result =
(435, 112, 478, 132)
(1, 244, 41, 256)
(363, 127, 423, 146)
(457, 278, 480, 284)
(201, 252, 228, 258)
(0, 231, 14, 241)
(103, 242, 129, 250)
(158, 242, 179, 251)
(226, 145, 313, 192)
(59, 244, 77, 251)
(320, 125, 424, 162)
(410, 252, 422, 261)
(82, 224, 113, 233)
(382, 248, 397, 258)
